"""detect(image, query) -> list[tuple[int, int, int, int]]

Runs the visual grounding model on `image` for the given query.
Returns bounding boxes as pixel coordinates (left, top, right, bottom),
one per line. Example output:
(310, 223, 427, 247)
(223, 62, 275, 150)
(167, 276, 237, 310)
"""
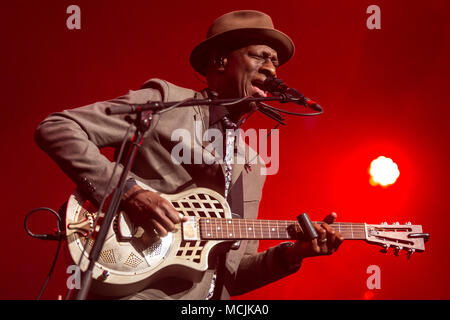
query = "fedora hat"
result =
(190, 10, 295, 75)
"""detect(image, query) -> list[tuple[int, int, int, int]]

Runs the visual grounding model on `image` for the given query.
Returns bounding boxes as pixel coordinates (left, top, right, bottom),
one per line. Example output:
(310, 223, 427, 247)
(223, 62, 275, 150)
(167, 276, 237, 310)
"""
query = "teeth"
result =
(252, 85, 267, 97)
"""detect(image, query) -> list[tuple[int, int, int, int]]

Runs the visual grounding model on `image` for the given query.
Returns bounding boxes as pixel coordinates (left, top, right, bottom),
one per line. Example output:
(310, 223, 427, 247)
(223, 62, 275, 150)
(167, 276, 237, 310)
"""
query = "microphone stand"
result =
(76, 93, 321, 300)
(75, 109, 153, 300)
(106, 95, 292, 115)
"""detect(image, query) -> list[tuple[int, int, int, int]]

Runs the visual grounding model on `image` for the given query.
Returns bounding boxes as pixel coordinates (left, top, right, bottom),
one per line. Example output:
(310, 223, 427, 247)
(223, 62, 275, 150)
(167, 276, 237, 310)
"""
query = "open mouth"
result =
(251, 81, 268, 98)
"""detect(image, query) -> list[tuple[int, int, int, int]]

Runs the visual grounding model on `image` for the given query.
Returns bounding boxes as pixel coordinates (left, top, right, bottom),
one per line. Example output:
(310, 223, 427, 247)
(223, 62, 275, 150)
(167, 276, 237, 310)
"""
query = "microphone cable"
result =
(24, 207, 64, 300)
(258, 101, 323, 116)
(262, 76, 324, 116)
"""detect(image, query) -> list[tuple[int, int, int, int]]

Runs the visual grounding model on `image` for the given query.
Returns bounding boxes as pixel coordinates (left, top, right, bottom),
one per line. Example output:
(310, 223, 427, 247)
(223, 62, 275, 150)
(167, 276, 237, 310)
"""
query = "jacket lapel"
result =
(192, 94, 249, 193)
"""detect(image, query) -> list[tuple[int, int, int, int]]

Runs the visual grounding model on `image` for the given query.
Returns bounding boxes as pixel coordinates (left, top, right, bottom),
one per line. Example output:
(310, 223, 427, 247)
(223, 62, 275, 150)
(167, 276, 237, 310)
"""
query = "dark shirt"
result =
(182, 102, 232, 196)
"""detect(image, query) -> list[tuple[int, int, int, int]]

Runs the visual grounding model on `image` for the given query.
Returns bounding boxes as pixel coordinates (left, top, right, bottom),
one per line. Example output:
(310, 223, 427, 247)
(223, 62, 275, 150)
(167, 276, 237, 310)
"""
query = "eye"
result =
(249, 51, 279, 68)
(250, 53, 264, 60)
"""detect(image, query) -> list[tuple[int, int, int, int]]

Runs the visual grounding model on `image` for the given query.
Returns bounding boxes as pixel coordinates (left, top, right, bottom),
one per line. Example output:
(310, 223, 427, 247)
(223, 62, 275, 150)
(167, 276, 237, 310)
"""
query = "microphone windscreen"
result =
(263, 77, 288, 95)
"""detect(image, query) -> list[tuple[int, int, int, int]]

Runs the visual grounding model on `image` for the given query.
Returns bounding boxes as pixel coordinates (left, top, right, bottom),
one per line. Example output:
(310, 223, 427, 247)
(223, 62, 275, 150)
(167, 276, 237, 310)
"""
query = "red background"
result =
(1, 0, 449, 299)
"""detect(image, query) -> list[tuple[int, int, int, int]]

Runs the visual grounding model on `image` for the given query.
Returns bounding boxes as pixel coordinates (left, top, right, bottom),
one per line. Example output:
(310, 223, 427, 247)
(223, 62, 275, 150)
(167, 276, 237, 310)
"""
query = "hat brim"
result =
(190, 28, 295, 76)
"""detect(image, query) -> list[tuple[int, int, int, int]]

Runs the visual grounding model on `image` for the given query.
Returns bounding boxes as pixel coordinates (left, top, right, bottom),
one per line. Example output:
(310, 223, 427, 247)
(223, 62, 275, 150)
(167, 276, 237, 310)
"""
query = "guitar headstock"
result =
(364, 222, 429, 258)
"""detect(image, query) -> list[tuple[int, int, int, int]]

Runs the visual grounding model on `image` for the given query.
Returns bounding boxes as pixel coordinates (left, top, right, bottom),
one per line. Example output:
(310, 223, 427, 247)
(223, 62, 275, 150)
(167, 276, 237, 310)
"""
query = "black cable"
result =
(256, 104, 286, 125)
(157, 98, 193, 114)
(24, 207, 64, 300)
(258, 101, 323, 116)
(218, 95, 252, 106)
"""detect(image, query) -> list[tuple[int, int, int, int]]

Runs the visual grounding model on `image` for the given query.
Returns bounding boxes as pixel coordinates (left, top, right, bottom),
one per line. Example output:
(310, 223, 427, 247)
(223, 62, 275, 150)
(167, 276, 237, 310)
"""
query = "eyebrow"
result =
(262, 50, 279, 62)
(264, 51, 279, 66)
(247, 46, 278, 57)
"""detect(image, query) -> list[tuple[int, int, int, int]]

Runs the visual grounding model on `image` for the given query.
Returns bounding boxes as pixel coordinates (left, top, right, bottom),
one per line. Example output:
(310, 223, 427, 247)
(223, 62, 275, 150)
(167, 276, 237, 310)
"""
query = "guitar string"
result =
(198, 221, 367, 228)
(197, 219, 414, 244)
(198, 219, 366, 239)
(198, 220, 367, 230)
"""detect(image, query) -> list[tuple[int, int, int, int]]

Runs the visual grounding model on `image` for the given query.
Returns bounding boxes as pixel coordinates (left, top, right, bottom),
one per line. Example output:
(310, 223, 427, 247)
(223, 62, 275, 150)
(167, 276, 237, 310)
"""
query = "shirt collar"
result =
(209, 105, 230, 126)
(204, 88, 231, 126)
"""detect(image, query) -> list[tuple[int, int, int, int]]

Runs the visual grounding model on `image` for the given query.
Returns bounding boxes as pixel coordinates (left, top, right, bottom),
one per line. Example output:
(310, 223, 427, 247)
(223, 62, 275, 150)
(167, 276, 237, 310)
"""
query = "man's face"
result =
(217, 44, 279, 99)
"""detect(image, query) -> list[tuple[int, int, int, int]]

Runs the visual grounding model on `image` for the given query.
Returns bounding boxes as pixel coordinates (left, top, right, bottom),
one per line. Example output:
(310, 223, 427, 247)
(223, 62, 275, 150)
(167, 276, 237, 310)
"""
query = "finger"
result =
(323, 212, 337, 224)
(321, 223, 336, 241)
(149, 219, 168, 237)
(314, 224, 327, 254)
(333, 232, 345, 252)
(161, 200, 184, 224)
(321, 223, 337, 254)
(314, 223, 327, 241)
(138, 192, 179, 225)
(150, 206, 176, 232)
(310, 238, 320, 255)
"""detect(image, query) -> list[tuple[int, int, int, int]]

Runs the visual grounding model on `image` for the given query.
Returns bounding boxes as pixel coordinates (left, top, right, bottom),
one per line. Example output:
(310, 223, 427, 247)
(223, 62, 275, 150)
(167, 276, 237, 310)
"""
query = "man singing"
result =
(35, 10, 343, 300)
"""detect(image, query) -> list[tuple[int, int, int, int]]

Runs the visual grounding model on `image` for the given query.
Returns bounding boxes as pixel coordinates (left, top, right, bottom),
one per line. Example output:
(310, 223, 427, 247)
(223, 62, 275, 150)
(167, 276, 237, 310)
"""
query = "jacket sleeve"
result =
(227, 209, 302, 296)
(34, 88, 162, 205)
(225, 162, 302, 296)
(229, 240, 301, 296)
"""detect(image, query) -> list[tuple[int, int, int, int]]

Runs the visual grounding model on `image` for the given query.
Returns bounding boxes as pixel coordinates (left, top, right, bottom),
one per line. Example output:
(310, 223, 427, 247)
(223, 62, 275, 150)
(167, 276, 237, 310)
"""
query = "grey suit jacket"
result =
(35, 78, 300, 299)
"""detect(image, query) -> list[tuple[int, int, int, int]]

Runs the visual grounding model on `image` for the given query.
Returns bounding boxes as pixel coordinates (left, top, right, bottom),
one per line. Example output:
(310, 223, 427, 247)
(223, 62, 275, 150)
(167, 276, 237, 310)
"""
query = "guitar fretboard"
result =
(199, 218, 366, 240)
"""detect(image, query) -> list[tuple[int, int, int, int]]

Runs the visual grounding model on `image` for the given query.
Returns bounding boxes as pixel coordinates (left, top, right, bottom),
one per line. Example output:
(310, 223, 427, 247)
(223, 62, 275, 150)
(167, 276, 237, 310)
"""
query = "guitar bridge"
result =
(182, 216, 199, 241)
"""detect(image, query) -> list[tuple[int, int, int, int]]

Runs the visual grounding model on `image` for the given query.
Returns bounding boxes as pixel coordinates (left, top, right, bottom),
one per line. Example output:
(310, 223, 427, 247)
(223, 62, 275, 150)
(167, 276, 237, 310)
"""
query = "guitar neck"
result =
(199, 218, 366, 241)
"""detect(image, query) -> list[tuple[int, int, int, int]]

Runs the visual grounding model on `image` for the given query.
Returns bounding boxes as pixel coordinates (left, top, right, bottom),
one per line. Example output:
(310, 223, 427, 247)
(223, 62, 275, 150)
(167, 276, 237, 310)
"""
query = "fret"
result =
(206, 218, 211, 238)
(268, 221, 271, 238)
(209, 218, 212, 238)
(224, 219, 228, 238)
(259, 219, 263, 238)
(230, 219, 235, 238)
(268, 223, 273, 239)
(252, 220, 255, 238)
(207, 218, 211, 238)
(276, 221, 280, 239)
(238, 218, 242, 239)
(211, 218, 215, 238)
(245, 218, 248, 238)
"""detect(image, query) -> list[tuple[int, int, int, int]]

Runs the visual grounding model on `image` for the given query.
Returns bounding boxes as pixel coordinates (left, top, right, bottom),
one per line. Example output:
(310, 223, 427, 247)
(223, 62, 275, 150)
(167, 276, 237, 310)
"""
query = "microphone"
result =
(263, 76, 323, 112)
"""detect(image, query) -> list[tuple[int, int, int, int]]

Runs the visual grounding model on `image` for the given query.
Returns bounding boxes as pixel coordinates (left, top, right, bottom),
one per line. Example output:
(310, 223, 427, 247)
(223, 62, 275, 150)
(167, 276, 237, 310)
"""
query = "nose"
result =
(259, 59, 277, 79)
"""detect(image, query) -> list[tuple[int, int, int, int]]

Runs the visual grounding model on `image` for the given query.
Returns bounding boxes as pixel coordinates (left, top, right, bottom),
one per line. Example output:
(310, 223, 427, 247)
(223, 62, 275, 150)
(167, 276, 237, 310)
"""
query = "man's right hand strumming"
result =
(121, 185, 187, 237)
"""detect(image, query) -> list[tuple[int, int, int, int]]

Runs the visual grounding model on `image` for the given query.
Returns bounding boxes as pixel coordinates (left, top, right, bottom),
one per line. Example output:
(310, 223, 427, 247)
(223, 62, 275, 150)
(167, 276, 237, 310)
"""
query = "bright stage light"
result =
(369, 156, 400, 186)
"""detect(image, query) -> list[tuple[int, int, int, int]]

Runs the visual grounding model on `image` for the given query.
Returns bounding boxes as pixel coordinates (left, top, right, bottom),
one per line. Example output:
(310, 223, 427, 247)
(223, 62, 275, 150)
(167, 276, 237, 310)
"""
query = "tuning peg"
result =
(393, 222, 399, 226)
(381, 221, 388, 225)
(393, 246, 401, 256)
(407, 248, 415, 259)
(380, 244, 390, 253)
(406, 222, 412, 225)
